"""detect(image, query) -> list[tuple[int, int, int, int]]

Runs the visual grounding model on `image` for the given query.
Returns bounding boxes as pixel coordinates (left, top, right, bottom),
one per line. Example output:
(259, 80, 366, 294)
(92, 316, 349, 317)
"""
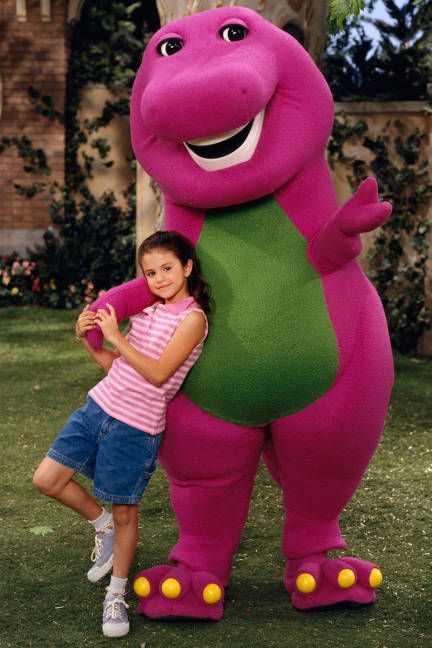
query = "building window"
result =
(16, 0, 27, 22)
(41, 0, 52, 22)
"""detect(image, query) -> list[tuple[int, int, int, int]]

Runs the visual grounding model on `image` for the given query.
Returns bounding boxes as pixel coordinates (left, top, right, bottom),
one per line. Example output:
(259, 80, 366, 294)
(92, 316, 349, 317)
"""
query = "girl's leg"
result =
(102, 505, 138, 639)
(33, 457, 102, 520)
(111, 504, 139, 578)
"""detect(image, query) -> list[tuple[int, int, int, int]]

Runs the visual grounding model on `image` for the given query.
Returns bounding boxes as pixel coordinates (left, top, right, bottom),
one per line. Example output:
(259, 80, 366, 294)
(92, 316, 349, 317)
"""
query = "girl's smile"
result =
(141, 248, 192, 304)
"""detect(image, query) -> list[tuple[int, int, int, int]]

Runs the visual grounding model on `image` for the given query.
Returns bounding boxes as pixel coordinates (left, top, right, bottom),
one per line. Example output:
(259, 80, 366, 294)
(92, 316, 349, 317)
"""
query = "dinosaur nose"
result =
(141, 62, 273, 142)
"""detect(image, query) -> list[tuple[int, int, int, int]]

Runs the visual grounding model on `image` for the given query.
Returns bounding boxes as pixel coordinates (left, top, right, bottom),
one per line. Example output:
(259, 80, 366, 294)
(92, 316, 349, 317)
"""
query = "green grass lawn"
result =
(1, 307, 431, 648)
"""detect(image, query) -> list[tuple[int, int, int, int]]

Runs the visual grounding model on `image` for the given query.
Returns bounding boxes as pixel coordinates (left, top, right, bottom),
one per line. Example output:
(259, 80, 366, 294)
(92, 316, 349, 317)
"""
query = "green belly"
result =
(181, 195, 338, 426)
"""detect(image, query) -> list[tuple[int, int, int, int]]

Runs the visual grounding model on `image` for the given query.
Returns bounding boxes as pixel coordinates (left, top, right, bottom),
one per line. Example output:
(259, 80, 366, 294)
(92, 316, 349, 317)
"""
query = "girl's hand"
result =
(75, 305, 97, 340)
(94, 304, 122, 345)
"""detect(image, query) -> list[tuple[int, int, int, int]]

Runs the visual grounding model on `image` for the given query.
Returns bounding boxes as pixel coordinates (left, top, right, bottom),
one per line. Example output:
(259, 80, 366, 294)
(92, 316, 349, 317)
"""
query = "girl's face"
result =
(141, 248, 193, 304)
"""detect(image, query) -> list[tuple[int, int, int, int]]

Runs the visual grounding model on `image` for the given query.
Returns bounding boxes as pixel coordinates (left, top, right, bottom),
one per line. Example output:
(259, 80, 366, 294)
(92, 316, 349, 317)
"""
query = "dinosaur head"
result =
(131, 7, 333, 209)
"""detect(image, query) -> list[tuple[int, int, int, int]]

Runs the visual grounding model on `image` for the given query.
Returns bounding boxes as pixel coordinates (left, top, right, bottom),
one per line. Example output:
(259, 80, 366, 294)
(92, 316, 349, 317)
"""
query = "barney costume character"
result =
(88, 7, 393, 619)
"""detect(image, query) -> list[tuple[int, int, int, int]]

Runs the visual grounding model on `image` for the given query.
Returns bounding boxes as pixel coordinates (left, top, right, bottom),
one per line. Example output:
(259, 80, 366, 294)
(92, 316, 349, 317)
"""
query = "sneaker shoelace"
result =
(90, 522, 114, 563)
(105, 596, 129, 620)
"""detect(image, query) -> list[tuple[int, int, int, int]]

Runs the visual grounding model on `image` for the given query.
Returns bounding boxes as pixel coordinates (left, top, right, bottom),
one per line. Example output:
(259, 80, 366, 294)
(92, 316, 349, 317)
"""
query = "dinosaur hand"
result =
(308, 178, 392, 273)
(334, 177, 392, 236)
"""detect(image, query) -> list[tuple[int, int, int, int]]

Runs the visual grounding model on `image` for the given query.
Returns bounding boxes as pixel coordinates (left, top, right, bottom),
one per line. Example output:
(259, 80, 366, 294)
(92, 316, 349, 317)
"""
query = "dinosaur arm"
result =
(86, 276, 155, 349)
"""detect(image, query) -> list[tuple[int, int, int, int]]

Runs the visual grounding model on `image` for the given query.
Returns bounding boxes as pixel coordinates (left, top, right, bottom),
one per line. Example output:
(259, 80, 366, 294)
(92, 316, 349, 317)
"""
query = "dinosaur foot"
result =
(284, 554, 383, 610)
(133, 564, 225, 620)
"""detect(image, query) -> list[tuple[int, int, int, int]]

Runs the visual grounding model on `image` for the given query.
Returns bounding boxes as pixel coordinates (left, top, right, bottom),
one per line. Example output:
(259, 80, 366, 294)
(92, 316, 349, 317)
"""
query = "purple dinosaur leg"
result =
(264, 299, 393, 609)
(134, 392, 264, 619)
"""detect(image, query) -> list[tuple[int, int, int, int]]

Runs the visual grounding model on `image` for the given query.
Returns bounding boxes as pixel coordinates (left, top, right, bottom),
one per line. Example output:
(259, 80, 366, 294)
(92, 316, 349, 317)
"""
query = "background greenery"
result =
(325, 0, 432, 101)
(1, 308, 431, 647)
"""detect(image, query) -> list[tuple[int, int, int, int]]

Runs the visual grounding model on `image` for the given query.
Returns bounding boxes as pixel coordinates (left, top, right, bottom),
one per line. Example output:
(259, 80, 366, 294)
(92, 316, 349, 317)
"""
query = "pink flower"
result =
(87, 282, 94, 290)
(84, 296, 92, 303)
(32, 278, 40, 292)
(98, 289, 107, 297)
(22, 261, 30, 269)
(11, 261, 20, 275)
(69, 284, 77, 294)
(24, 269, 31, 276)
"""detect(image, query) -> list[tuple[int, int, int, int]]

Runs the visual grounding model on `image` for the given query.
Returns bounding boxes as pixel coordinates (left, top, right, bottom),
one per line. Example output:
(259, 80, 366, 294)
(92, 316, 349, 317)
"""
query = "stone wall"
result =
(0, 0, 67, 254)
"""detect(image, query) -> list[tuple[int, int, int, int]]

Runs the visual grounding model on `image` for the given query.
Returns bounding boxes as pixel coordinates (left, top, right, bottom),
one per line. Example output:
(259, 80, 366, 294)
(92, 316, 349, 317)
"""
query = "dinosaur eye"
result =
(220, 24, 248, 42)
(158, 38, 183, 57)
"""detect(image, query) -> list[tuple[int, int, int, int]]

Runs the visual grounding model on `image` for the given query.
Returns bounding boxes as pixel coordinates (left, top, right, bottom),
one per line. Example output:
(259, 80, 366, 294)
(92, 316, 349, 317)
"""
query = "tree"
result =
(325, 0, 432, 100)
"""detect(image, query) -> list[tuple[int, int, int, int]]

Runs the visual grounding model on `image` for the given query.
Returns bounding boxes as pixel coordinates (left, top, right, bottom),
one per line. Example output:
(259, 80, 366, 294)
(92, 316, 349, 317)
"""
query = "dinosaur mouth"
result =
(184, 109, 265, 172)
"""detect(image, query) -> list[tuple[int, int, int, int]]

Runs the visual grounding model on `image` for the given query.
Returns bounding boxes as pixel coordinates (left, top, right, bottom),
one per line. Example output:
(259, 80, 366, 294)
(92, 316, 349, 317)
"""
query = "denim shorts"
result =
(47, 397, 163, 504)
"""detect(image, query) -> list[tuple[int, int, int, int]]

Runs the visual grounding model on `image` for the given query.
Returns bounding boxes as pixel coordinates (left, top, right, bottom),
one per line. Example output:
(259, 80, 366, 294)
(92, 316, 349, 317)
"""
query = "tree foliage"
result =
(325, 0, 432, 100)
(328, 0, 366, 32)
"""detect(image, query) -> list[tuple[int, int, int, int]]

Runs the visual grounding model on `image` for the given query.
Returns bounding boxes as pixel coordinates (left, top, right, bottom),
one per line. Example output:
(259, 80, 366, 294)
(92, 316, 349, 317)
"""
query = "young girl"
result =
(33, 231, 210, 638)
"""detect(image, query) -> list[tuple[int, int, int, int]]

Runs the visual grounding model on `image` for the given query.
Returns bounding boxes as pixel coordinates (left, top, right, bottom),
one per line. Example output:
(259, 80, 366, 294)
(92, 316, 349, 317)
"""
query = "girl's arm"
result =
(75, 306, 119, 373)
(95, 304, 205, 387)
(79, 337, 120, 373)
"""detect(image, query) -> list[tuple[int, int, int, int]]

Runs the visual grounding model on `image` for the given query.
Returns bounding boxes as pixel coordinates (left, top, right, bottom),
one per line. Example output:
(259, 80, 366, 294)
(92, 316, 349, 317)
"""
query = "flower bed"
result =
(0, 254, 105, 309)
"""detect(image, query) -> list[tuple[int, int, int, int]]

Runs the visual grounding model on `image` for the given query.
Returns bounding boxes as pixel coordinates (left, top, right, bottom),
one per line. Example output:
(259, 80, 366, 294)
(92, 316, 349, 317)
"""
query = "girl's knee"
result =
(33, 467, 57, 496)
(32, 459, 73, 497)
(112, 504, 138, 527)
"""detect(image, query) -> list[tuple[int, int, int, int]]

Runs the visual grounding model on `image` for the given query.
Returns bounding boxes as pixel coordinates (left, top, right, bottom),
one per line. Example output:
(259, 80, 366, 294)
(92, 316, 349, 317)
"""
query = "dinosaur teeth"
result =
(184, 109, 265, 172)
(187, 122, 249, 147)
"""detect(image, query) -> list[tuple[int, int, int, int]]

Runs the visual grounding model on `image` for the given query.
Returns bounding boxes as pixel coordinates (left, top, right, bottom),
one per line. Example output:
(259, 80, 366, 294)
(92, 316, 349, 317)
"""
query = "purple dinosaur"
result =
(88, 7, 393, 619)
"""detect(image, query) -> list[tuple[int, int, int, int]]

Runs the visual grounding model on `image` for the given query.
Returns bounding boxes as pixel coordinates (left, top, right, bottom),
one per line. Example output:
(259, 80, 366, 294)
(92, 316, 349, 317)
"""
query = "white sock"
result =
(88, 507, 113, 532)
(107, 576, 128, 597)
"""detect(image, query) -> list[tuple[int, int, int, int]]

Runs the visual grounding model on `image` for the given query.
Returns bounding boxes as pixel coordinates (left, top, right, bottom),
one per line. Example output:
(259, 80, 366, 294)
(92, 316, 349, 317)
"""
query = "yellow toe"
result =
(296, 573, 316, 594)
(202, 583, 222, 604)
(161, 577, 182, 599)
(134, 576, 151, 598)
(369, 568, 383, 589)
(337, 568, 356, 589)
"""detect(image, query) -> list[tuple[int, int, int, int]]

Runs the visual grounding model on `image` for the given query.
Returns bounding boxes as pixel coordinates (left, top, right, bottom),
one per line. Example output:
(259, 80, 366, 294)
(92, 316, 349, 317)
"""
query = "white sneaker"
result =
(102, 590, 130, 638)
(87, 521, 115, 583)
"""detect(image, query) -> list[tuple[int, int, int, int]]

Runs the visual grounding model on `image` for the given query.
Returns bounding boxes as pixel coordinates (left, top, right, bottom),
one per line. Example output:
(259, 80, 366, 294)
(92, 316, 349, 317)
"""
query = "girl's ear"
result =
(184, 259, 193, 277)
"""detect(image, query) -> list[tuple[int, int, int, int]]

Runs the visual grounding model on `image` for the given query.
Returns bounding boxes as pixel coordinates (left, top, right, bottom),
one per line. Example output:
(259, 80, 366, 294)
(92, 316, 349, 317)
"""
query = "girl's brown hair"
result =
(137, 230, 211, 314)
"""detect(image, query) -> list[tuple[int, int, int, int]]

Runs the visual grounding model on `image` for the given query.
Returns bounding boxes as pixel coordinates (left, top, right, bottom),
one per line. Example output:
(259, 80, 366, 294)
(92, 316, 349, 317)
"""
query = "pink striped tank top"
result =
(89, 295, 208, 434)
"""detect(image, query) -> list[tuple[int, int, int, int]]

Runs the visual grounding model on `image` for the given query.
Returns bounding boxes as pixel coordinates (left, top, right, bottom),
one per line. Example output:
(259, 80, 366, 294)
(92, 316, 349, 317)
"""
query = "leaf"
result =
(29, 525, 54, 536)
(126, 2, 141, 14)
(328, 0, 365, 32)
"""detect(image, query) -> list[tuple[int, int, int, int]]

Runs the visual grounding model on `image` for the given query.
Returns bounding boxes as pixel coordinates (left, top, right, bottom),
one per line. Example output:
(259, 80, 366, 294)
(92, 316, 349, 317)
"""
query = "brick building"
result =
(0, 0, 70, 254)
